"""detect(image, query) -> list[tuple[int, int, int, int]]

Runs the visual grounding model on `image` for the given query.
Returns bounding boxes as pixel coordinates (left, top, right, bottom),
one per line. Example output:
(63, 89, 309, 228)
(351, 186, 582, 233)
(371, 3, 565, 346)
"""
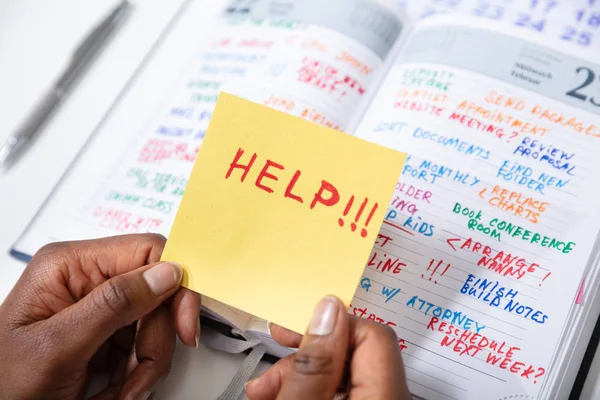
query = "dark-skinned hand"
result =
(246, 295, 411, 400)
(0, 234, 200, 400)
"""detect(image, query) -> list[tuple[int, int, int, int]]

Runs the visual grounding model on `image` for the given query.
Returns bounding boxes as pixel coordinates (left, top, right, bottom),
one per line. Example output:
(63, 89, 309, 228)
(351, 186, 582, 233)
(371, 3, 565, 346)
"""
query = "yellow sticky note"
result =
(162, 93, 406, 334)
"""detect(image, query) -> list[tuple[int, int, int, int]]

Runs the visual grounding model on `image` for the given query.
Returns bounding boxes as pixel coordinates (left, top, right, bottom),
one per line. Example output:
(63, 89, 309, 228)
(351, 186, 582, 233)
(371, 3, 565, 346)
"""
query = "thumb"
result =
(46, 261, 183, 360)
(276, 296, 349, 400)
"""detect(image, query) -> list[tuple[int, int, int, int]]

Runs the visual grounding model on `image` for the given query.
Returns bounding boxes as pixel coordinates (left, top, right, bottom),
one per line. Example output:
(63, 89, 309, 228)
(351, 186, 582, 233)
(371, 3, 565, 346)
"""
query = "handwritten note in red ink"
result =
(162, 93, 407, 333)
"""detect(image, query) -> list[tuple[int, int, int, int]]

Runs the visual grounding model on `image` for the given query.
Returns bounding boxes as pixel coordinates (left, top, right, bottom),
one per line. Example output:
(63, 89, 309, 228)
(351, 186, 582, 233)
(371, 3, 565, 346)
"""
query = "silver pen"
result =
(0, 0, 131, 171)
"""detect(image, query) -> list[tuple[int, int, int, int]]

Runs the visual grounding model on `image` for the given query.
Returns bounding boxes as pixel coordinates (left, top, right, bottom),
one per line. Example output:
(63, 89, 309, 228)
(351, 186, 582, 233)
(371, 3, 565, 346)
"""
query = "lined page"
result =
(38, 0, 402, 241)
(13, 0, 404, 324)
(352, 20, 600, 400)
(399, 0, 600, 58)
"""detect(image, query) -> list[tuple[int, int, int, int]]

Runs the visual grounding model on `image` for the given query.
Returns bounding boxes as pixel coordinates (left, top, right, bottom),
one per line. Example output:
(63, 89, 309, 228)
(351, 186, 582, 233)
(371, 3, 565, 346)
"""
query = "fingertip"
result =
(272, 295, 350, 399)
(245, 374, 273, 400)
(270, 324, 303, 348)
(307, 295, 348, 337)
(245, 356, 293, 400)
(172, 288, 202, 348)
(346, 317, 409, 399)
(142, 262, 183, 295)
(244, 377, 261, 400)
(121, 306, 174, 400)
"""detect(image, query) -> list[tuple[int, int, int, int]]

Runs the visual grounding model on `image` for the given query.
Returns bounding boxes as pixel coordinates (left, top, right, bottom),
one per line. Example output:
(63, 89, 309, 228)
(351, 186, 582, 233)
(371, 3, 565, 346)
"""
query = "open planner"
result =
(11, 0, 600, 399)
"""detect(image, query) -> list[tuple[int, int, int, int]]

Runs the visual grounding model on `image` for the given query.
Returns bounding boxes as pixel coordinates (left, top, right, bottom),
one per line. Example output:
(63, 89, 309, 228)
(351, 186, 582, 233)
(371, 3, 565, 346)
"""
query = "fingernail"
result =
(195, 317, 201, 349)
(140, 391, 153, 400)
(266, 321, 272, 335)
(244, 379, 255, 392)
(143, 262, 183, 295)
(308, 295, 339, 336)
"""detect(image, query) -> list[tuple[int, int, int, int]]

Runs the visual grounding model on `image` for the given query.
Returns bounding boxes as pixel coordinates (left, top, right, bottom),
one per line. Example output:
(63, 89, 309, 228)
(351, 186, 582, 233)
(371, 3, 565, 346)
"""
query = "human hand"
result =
(0, 234, 201, 400)
(245, 295, 410, 399)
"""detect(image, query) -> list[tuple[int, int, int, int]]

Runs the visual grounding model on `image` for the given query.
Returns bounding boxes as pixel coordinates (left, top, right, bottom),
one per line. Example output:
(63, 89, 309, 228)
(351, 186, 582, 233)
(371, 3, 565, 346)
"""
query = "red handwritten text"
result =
(447, 237, 541, 280)
(428, 317, 545, 383)
(92, 207, 162, 233)
(225, 147, 377, 237)
(422, 258, 451, 284)
(298, 57, 366, 100)
(349, 304, 397, 327)
(139, 139, 198, 163)
(367, 250, 406, 275)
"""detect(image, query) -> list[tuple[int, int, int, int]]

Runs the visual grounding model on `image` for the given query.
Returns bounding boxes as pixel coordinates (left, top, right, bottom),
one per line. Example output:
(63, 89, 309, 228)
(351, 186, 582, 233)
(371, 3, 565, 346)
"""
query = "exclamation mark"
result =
(361, 203, 378, 238)
(422, 259, 444, 284)
(426, 259, 434, 271)
(351, 198, 368, 233)
(422, 259, 433, 279)
(440, 263, 451, 277)
(539, 272, 551, 287)
(429, 260, 442, 284)
(338, 196, 354, 227)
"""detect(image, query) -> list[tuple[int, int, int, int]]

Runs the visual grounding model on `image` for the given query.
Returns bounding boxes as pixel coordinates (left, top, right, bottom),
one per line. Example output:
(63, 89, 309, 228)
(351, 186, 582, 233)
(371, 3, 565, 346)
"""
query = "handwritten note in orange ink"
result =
(161, 92, 407, 334)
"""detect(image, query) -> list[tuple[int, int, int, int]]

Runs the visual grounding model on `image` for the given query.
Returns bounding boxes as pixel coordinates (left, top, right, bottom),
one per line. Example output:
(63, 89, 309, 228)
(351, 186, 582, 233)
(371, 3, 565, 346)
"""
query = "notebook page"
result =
(13, 0, 406, 325)
(15, 0, 404, 246)
(352, 17, 600, 400)
(398, 0, 600, 56)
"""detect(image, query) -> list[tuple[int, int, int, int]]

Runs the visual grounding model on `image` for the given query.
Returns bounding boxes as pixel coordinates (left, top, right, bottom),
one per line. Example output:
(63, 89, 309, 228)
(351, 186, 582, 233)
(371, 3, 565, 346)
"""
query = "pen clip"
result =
(72, 1, 130, 61)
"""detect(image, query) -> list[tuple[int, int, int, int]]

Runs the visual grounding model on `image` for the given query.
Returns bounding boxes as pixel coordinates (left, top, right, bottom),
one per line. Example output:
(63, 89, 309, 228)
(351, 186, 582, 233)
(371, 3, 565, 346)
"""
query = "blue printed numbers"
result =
(561, 8, 599, 47)
(515, 13, 546, 32)
(473, 1, 504, 20)
(575, 9, 600, 28)
(529, 0, 558, 14)
(560, 27, 593, 46)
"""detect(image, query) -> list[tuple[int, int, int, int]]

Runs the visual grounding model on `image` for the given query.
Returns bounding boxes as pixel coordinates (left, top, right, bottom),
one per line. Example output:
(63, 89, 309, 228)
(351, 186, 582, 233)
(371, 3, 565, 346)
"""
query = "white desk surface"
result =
(0, 1, 267, 399)
(0, 1, 598, 399)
